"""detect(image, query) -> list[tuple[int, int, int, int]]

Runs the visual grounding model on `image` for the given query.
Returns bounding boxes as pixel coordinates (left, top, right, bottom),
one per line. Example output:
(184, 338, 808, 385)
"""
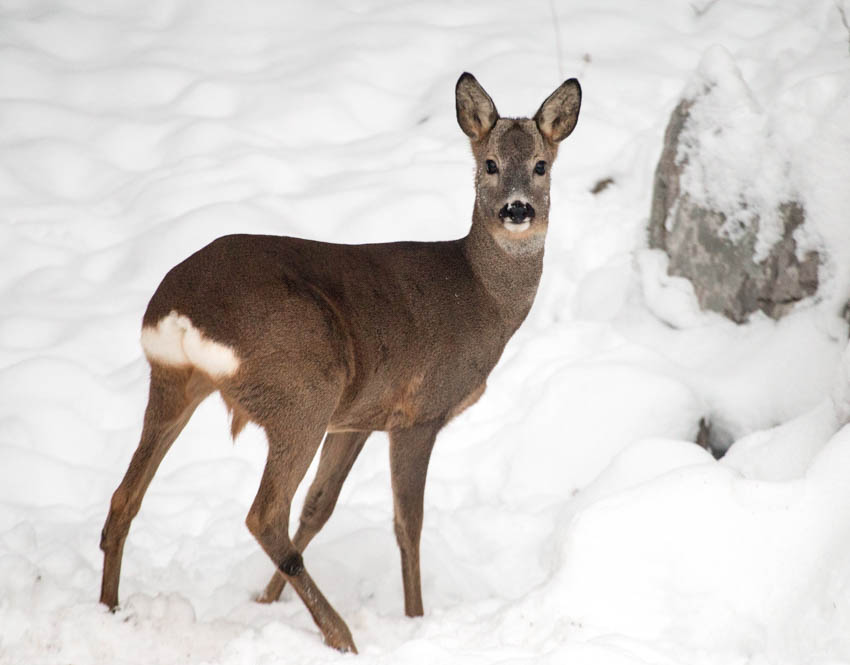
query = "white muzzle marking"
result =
(141, 310, 241, 378)
(503, 221, 531, 232)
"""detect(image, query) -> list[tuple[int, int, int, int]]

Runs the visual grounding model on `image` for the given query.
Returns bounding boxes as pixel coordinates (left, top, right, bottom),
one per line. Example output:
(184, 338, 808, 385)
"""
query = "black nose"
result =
(498, 200, 535, 224)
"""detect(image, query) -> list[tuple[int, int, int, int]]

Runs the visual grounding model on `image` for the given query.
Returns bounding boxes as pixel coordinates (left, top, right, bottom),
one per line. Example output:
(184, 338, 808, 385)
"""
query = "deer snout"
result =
(499, 200, 535, 227)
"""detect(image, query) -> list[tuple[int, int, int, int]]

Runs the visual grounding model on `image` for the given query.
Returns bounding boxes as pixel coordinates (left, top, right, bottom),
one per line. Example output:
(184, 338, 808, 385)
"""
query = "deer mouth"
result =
(503, 220, 531, 232)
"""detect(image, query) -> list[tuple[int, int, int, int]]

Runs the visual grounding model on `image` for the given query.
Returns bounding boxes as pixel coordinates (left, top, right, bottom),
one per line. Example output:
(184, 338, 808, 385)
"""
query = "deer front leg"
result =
(257, 430, 371, 604)
(389, 421, 440, 617)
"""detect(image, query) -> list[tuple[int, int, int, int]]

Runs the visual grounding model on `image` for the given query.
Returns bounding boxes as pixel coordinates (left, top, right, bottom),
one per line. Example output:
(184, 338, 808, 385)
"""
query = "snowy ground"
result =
(2, 1, 850, 663)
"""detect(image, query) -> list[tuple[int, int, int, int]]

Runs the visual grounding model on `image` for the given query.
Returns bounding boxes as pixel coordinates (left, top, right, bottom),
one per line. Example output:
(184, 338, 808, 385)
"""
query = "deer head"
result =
(456, 73, 581, 253)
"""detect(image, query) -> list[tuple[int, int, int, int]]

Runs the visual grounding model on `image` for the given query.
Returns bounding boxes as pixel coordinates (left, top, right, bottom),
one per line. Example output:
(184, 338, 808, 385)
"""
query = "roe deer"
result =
(99, 72, 581, 653)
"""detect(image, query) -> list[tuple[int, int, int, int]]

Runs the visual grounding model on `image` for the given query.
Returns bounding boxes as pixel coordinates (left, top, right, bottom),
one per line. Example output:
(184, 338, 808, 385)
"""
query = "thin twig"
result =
(837, 0, 850, 55)
(548, 0, 565, 80)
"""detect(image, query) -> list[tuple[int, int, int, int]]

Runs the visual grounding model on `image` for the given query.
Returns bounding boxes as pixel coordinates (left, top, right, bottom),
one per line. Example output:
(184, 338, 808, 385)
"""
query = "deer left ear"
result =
(456, 72, 499, 142)
(534, 78, 581, 144)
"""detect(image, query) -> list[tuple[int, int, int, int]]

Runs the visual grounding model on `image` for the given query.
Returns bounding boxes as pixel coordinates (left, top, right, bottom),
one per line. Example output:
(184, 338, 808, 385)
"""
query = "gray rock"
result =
(647, 99, 819, 324)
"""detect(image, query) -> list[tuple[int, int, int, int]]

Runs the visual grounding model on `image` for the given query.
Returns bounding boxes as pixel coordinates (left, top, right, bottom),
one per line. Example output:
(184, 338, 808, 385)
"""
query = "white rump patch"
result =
(141, 311, 241, 378)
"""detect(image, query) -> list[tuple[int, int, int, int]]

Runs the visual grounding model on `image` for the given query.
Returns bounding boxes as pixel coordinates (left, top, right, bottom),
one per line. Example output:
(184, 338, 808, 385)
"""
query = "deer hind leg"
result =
(237, 379, 357, 653)
(100, 364, 213, 609)
(257, 430, 371, 604)
(389, 421, 441, 617)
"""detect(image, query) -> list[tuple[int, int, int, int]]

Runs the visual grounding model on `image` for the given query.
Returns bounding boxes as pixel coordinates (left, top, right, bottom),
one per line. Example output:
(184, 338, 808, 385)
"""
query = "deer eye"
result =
(485, 159, 499, 175)
(534, 160, 547, 176)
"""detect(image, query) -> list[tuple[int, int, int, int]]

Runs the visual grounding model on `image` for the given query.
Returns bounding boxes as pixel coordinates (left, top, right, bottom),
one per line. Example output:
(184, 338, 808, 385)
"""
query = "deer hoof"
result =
(325, 630, 358, 654)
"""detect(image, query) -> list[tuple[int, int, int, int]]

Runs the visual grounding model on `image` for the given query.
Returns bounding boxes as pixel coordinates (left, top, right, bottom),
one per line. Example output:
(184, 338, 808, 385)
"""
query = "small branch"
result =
(837, 0, 850, 55)
(548, 0, 565, 80)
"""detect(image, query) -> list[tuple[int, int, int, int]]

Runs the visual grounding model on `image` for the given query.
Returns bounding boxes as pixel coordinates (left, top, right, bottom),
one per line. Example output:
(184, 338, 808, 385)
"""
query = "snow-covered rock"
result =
(648, 46, 820, 323)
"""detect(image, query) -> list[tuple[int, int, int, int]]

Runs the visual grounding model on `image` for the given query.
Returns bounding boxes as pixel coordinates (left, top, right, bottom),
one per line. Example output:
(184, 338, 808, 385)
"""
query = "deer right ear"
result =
(456, 73, 499, 141)
(535, 78, 581, 144)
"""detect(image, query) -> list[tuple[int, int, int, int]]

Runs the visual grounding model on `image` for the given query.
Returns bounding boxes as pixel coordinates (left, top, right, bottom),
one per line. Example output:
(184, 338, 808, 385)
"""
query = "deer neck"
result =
(461, 206, 545, 327)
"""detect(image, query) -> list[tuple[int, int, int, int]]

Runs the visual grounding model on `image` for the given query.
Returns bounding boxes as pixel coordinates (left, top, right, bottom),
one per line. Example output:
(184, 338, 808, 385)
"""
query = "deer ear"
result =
(535, 78, 581, 144)
(456, 73, 499, 141)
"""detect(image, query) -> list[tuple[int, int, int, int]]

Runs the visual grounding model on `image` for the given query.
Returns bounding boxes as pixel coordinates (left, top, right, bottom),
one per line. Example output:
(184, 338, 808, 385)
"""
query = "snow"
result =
(2, 1, 850, 664)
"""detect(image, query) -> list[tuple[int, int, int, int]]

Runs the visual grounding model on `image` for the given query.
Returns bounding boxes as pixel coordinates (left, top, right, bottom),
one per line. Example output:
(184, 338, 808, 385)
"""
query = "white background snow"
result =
(2, 1, 850, 663)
